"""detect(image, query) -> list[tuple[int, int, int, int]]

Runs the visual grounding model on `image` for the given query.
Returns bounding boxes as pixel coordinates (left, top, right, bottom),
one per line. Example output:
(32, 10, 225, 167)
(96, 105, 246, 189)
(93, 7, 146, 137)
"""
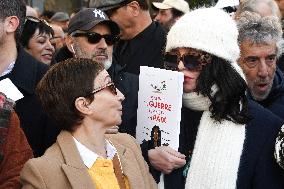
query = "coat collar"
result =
(10, 47, 48, 95)
(57, 131, 148, 189)
(107, 135, 148, 189)
(57, 131, 96, 189)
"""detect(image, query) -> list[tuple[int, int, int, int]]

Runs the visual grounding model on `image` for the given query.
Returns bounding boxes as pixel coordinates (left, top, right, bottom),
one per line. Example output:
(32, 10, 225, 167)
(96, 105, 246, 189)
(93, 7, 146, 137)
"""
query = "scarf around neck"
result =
(182, 91, 246, 189)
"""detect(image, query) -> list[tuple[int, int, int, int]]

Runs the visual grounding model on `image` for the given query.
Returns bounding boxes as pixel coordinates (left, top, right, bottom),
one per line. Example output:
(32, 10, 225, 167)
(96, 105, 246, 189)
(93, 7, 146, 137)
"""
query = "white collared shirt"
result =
(1, 61, 15, 77)
(73, 137, 117, 169)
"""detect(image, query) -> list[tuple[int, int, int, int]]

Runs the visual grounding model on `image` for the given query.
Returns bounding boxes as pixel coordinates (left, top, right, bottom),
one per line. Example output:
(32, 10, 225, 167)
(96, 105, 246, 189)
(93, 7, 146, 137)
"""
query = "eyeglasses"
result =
(86, 82, 117, 97)
(242, 55, 277, 68)
(164, 50, 212, 71)
(72, 32, 119, 46)
(25, 16, 51, 27)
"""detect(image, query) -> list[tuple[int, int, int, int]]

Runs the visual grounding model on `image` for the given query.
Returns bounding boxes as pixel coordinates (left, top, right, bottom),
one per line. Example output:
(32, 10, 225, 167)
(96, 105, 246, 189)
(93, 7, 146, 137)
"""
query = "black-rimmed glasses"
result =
(72, 32, 119, 46)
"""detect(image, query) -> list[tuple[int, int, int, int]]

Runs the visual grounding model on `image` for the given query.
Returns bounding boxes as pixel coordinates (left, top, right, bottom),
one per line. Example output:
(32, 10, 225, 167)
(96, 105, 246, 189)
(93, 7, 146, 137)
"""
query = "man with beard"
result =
(89, 0, 167, 75)
(65, 8, 138, 136)
(152, 0, 189, 32)
(237, 11, 284, 120)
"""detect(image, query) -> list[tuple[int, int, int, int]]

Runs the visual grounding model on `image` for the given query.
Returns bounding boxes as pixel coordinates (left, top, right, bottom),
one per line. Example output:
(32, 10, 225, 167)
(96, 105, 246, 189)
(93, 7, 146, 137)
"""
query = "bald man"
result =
(50, 24, 65, 50)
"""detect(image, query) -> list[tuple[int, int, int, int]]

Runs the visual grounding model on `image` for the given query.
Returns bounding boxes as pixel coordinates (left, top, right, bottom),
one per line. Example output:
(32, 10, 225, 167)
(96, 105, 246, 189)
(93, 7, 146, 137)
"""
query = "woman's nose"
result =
(116, 88, 125, 102)
(47, 40, 55, 52)
(178, 60, 186, 70)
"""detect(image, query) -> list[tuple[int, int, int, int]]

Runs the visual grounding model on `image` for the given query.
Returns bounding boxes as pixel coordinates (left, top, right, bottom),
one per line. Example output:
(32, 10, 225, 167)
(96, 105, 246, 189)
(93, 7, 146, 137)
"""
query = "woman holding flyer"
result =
(146, 7, 284, 189)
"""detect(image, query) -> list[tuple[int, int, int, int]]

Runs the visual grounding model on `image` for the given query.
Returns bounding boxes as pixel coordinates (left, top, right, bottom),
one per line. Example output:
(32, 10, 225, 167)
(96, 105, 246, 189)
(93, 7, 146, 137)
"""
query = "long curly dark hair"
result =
(196, 56, 250, 124)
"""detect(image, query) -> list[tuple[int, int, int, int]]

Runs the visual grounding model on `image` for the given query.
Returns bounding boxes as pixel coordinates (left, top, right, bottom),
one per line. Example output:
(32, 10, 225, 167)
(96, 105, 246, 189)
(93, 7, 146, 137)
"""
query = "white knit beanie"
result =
(166, 7, 240, 63)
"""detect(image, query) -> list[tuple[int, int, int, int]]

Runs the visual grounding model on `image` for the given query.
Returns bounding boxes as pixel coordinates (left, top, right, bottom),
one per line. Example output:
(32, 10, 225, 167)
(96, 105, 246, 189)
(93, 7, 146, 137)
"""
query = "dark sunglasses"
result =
(72, 32, 119, 46)
(164, 52, 212, 71)
(87, 82, 117, 97)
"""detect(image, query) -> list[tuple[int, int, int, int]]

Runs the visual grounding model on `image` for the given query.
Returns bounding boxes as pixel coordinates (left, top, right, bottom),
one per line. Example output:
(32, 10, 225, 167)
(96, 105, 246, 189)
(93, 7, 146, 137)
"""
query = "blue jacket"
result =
(237, 100, 284, 188)
(249, 68, 284, 120)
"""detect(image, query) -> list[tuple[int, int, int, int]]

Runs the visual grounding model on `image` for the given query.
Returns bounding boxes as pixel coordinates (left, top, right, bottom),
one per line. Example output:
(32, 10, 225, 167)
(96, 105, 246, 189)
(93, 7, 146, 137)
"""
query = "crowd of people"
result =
(1, 0, 284, 188)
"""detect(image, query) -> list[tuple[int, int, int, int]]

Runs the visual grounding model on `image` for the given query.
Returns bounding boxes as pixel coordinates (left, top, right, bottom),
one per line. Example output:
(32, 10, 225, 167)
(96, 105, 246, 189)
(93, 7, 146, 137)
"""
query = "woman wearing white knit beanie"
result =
(147, 7, 284, 189)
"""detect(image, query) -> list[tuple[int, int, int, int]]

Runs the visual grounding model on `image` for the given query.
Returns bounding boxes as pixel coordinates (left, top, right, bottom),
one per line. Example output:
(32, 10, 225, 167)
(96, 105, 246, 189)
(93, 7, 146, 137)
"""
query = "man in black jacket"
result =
(64, 8, 138, 136)
(237, 12, 284, 120)
(90, 0, 167, 75)
(0, 0, 60, 157)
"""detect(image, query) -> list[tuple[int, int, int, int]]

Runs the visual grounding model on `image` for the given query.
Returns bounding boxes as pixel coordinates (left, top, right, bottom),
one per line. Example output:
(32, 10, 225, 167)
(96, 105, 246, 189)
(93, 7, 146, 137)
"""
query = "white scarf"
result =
(183, 91, 246, 189)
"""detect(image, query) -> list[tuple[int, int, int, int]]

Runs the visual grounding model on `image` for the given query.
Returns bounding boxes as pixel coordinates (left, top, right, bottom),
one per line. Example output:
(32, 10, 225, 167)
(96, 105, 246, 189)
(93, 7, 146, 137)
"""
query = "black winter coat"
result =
(0, 48, 60, 157)
(142, 100, 284, 189)
(108, 63, 139, 137)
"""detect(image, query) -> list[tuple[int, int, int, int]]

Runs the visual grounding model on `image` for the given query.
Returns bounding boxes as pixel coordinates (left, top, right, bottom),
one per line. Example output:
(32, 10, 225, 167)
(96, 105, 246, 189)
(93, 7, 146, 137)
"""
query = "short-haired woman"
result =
(20, 16, 55, 65)
(20, 58, 156, 189)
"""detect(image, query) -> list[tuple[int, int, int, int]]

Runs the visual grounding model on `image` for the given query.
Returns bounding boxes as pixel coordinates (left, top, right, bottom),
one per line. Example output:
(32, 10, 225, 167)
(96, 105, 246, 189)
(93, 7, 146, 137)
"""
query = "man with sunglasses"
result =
(0, 0, 61, 158)
(65, 8, 139, 137)
(89, 0, 167, 75)
(237, 12, 284, 121)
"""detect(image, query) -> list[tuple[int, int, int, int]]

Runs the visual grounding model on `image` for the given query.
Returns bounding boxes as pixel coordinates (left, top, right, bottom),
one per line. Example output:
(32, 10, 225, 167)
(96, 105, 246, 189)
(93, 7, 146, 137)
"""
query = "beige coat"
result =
(20, 131, 157, 189)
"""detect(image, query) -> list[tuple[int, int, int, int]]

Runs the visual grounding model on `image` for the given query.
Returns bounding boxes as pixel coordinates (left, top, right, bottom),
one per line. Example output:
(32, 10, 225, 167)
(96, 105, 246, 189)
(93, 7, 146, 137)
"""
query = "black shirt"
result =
(113, 21, 166, 75)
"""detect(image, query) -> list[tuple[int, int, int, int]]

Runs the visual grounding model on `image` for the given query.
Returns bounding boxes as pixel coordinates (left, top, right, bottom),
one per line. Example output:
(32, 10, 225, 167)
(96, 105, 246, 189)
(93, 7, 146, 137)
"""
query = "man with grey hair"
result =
(235, 0, 282, 19)
(235, 0, 284, 75)
(237, 11, 284, 120)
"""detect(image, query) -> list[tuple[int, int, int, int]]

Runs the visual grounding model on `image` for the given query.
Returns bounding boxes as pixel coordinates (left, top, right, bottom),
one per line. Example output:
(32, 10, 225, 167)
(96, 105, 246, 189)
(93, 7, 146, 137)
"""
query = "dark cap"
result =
(89, 0, 128, 11)
(67, 8, 120, 35)
(50, 12, 70, 22)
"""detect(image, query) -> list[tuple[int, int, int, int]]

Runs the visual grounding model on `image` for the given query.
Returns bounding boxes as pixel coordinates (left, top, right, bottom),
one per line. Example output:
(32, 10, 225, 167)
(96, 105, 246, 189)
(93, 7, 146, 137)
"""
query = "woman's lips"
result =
(184, 75, 194, 81)
(42, 54, 52, 61)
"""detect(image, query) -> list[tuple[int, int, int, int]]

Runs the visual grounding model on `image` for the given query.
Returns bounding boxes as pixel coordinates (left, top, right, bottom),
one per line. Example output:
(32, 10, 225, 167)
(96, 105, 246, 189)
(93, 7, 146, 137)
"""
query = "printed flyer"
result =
(136, 66, 184, 150)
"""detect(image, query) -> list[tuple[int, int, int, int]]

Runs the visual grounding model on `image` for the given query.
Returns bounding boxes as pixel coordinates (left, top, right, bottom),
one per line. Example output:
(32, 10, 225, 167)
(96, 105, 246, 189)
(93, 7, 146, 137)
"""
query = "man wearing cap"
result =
(152, 0, 189, 32)
(65, 8, 139, 137)
(89, 0, 167, 75)
(50, 12, 70, 32)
